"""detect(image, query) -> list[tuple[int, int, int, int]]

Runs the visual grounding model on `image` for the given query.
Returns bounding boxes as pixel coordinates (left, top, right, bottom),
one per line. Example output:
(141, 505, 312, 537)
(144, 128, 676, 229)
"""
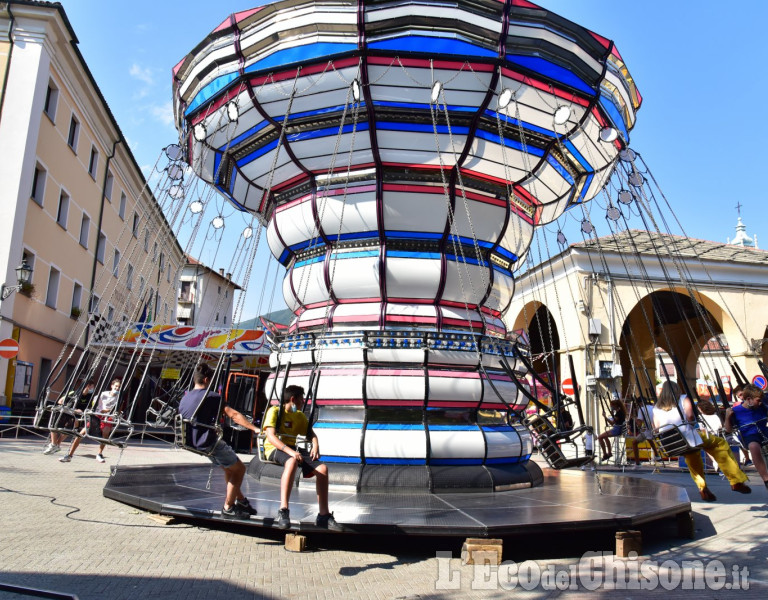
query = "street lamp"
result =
(1, 260, 34, 301)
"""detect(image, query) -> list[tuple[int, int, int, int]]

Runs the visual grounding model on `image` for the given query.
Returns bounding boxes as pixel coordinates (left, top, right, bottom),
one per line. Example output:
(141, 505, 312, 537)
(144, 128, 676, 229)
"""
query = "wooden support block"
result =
(461, 538, 503, 565)
(676, 510, 695, 539)
(147, 514, 176, 525)
(615, 530, 642, 557)
(285, 533, 307, 553)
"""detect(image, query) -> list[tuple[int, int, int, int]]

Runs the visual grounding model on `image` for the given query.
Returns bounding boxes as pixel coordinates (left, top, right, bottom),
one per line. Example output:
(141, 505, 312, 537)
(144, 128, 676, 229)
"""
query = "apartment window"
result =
(88, 147, 99, 179)
(132, 212, 140, 237)
(224, 315, 227, 324)
(67, 115, 79, 151)
(217, 285, 221, 295)
(56, 191, 69, 229)
(139, 276, 145, 296)
(112, 249, 120, 277)
(105, 171, 114, 200)
(89, 294, 100, 315)
(144, 228, 149, 252)
(39, 358, 53, 398)
(45, 266, 60, 309)
(31, 165, 47, 206)
(79, 213, 90, 248)
(119, 193, 127, 220)
(72, 283, 82, 313)
(107, 305, 114, 322)
(215, 312, 220, 323)
(159, 253, 165, 272)
(22, 250, 36, 274)
(163, 303, 168, 322)
(153, 242, 158, 262)
(126, 264, 134, 290)
(167, 264, 171, 283)
(96, 233, 106, 264)
(44, 82, 58, 121)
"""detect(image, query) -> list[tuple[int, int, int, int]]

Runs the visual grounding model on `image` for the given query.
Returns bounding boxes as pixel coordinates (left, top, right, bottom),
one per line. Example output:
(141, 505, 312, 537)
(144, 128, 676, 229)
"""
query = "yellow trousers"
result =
(684, 431, 748, 491)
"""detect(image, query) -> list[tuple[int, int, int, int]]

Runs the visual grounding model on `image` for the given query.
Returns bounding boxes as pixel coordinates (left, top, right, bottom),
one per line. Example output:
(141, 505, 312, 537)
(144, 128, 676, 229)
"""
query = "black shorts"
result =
(269, 447, 323, 478)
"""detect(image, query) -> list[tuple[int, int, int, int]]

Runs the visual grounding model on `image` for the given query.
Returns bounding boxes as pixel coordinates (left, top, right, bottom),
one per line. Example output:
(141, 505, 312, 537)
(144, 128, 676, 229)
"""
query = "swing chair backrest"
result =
(652, 423, 703, 458)
(83, 408, 135, 448)
(174, 413, 223, 457)
(146, 395, 180, 427)
(523, 413, 594, 469)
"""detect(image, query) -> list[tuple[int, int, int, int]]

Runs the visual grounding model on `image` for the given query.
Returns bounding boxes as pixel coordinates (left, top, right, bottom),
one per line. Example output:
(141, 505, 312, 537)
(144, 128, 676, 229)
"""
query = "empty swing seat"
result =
(524, 414, 594, 469)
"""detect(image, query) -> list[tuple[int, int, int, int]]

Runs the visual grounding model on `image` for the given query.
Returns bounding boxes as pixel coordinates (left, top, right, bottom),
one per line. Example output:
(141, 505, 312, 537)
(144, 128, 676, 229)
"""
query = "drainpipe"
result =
(0, 2, 16, 127)
(86, 138, 121, 344)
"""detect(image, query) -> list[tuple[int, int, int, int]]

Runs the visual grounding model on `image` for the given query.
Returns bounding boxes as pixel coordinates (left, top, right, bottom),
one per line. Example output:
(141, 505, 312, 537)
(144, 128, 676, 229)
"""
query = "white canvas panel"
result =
(367, 5, 501, 35)
(484, 428, 524, 459)
(442, 261, 487, 305)
(385, 257, 441, 299)
(485, 271, 515, 311)
(300, 148, 375, 174)
(367, 348, 425, 363)
(333, 302, 382, 317)
(428, 374, 481, 402)
(314, 346, 365, 364)
(382, 190, 448, 234)
(429, 429, 486, 459)
(274, 201, 316, 247)
(266, 220, 286, 258)
(450, 196, 506, 243)
(481, 378, 520, 405)
(317, 189, 378, 236)
(317, 373, 363, 400)
(377, 130, 460, 157)
(364, 429, 427, 459)
(428, 349, 479, 367)
(315, 427, 363, 457)
(366, 374, 425, 401)
(328, 255, 380, 299)
(288, 260, 328, 307)
(385, 303, 437, 317)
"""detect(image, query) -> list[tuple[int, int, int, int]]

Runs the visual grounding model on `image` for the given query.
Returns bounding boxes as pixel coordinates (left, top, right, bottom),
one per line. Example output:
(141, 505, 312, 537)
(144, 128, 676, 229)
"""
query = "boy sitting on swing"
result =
(263, 385, 342, 530)
(725, 383, 768, 490)
(179, 363, 260, 520)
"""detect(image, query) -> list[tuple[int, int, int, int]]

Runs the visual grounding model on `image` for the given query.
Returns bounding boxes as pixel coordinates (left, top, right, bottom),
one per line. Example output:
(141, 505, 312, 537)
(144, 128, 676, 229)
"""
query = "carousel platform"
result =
(103, 459, 691, 537)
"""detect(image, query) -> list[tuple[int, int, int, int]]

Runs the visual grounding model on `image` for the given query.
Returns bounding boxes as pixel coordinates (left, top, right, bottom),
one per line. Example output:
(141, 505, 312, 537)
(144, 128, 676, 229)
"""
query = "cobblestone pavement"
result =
(1, 436, 767, 599)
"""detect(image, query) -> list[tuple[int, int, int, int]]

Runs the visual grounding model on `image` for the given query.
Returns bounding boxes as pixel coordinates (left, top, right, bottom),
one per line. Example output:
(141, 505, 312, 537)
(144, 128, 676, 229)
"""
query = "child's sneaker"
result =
(96, 453, 106, 463)
(276, 508, 290, 529)
(59, 454, 72, 463)
(221, 504, 251, 520)
(315, 512, 344, 531)
(235, 498, 257, 516)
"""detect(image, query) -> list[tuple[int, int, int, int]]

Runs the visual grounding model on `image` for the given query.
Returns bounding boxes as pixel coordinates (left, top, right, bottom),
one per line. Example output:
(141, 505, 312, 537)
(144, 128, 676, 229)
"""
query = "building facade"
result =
(177, 257, 241, 327)
(0, 1, 183, 409)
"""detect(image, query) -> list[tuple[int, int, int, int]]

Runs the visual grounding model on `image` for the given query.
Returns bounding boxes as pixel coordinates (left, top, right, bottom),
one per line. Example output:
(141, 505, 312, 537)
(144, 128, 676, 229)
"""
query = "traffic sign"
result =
(752, 375, 767, 390)
(561, 378, 575, 396)
(0, 338, 19, 359)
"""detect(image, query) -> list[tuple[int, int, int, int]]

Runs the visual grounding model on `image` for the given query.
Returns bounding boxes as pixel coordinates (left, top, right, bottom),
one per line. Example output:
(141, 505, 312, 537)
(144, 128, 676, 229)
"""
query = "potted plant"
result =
(19, 282, 35, 297)
(70, 306, 82, 319)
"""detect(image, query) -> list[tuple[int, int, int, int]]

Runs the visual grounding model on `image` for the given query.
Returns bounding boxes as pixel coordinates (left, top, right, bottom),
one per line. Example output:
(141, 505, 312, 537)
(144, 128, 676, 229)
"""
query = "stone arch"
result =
(509, 300, 561, 378)
(618, 287, 730, 396)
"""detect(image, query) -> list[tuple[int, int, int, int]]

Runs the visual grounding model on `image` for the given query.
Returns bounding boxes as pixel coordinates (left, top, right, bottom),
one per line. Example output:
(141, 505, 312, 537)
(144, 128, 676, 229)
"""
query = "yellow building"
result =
(0, 2, 183, 411)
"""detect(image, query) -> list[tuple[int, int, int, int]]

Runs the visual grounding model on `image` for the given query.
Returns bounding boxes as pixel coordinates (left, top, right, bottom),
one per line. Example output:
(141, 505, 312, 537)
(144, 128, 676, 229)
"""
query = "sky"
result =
(55, 0, 768, 319)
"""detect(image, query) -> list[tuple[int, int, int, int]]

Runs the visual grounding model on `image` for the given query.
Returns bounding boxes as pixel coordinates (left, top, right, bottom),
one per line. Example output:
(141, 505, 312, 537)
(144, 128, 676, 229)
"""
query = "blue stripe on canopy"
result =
(369, 36, 497, 58)
(505, 55, 595, 95)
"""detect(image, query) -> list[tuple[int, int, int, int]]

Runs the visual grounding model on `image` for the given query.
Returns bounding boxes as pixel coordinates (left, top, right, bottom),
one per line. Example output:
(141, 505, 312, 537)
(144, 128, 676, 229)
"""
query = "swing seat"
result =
(47, 404, 85, 436)
(652, 424, 703, 458)
(524, 414, 594, 469)
(83, 409, 134, 448)
(256, 432, 311, 464)
(146, 396, 178, 427)
(174, 413, 222, 457)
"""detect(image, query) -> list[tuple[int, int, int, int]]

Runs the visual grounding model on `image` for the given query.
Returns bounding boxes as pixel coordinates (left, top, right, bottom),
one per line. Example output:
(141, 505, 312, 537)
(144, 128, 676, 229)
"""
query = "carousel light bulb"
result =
(165, 144, 183, 161)
(352, 79, 361, 102)
(212, 215, 225, 229)
(193, 123, 206, 142)
(599, 126, 618, 142)
(226, 101, 239, 122)
(553, 105, 571, 125)
(167, 164, 184, 181)
(629, 171, 644, 187)
(620, 148, 636, 163)
(581, 219, 594, 234)
(243, 226, 253, 239)
(169, 185, 185, 200)
(430, 81, 443, 104)
(618, 189, 633, 205)
(498, 88, 513, 109)
(189, 200, 204, 214)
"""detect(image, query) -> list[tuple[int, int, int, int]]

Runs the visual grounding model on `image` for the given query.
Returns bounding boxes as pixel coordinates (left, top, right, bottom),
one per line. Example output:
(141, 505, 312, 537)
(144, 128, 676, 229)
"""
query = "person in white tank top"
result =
(653, 381, 750, 502)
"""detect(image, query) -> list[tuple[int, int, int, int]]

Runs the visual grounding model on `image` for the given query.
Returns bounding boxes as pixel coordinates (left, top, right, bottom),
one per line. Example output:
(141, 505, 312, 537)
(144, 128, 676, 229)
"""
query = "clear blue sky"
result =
(57, 0, 768, 316)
